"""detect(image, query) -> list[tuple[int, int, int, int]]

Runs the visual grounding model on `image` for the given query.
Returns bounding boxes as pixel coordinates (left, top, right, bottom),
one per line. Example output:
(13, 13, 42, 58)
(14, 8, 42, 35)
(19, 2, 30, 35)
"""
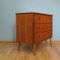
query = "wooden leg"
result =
(50, 39, 52, 47)
(45, 40, 48, 44)
(32, 43, 36, 55)
(17, 42, 20, 51)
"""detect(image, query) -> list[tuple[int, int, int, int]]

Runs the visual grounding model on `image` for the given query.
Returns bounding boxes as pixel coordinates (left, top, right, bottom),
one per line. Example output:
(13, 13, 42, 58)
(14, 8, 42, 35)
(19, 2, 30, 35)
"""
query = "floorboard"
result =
(0, 41, 60, 60)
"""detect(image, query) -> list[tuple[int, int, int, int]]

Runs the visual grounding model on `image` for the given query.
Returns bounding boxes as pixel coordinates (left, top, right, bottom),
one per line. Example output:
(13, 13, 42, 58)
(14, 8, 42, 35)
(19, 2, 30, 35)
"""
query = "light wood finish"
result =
(0, 42, 60, 60)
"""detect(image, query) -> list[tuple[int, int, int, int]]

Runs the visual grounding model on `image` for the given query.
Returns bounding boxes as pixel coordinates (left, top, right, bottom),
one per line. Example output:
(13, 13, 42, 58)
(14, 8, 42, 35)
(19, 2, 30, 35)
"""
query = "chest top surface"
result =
(16, 12, 53, 16)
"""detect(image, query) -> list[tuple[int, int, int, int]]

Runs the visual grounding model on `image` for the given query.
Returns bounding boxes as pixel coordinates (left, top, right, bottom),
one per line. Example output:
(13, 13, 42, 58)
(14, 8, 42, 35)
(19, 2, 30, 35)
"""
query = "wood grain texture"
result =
(34, 24, 52, 33)
(16, 14, 33, 44)
(16, 13, 53, 44)
(16, 12, 53, 54)
(0, 42, 60, 60)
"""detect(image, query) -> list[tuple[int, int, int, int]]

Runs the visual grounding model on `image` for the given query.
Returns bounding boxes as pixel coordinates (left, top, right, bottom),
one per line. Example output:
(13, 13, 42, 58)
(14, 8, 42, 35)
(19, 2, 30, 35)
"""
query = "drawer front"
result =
(34, 24, 52, 32)
(40, 31, 52, 40)
(34, 15, 41, 23)
(34, 15, 52, 23)
(34, 31, 52, 43)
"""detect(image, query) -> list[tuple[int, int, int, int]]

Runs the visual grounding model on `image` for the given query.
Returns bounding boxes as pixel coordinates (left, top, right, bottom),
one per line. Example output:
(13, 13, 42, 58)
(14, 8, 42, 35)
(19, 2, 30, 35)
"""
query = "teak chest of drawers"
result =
(16, 12, 53, 54)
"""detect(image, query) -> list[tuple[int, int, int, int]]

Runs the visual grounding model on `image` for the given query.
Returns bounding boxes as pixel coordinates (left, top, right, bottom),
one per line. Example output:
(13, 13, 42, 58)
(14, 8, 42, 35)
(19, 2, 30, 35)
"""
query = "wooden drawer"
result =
(34, 15, 41, 23)
(44, 15, 52, 23)
(40, 31, 52, 40)
(34, 15, 52, 23)
(34, 33, 41, 42)
(34, 31, 52, 43)
(34, 24, 52, 32)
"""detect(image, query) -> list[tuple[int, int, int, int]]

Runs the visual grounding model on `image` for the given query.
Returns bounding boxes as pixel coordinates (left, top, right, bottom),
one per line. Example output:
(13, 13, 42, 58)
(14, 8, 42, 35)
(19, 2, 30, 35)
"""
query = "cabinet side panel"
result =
(16, 14, 33, 44)
(24, 14, 33, 44)
(16, 14, 20, 42)
(16, 14, 26, 43)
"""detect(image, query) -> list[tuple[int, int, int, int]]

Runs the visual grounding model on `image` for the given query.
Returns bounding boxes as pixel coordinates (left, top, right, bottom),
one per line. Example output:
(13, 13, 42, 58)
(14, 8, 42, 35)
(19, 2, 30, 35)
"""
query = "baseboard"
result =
(52, 40, 60, 43)
(0, 40, 16, 43)
(0, 40, 60, 44)
(0, 40, 60, 43)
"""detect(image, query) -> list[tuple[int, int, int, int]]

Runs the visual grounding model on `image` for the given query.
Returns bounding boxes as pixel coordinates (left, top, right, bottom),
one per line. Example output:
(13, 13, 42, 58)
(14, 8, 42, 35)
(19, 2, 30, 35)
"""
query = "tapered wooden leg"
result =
(50, 39, 52, 47)
(17, 42, 20, 51)
(32, 43, 36, 55)
(45, 40, 48, 44)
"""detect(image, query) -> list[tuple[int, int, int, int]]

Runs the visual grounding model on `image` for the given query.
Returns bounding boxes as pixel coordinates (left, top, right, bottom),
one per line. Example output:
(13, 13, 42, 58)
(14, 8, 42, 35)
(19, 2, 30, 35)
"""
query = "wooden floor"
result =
(0, 41, 60, 60)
